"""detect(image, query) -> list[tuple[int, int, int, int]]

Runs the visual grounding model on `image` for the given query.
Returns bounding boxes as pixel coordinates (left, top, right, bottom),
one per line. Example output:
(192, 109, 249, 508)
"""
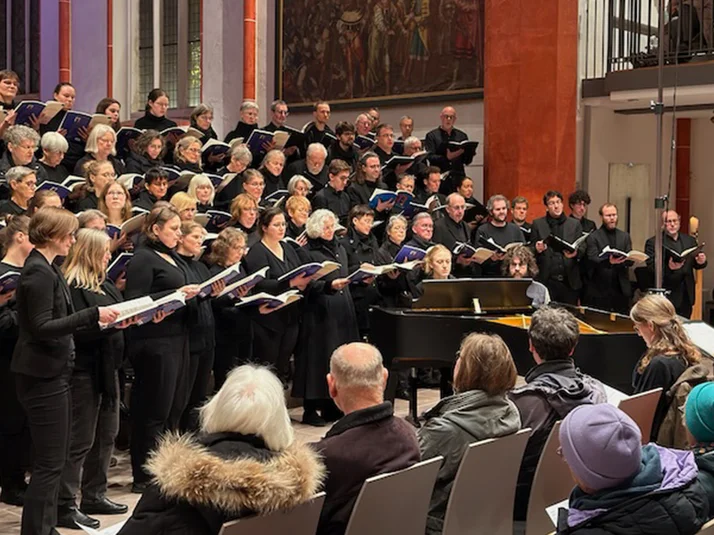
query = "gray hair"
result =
(230, 143, 253, 165)
(306, 142, 328, 159)
(287, 174, 313, 195)
(305, 208, 337, 239)
(399, 115, 413, 123)
(41, 132, 69, 153)
(330, 343, 385, 390)
(4, 125, 40, 146)
(411, 212, 432, 229)
(487, 194, 510, 212)
(270, 99, 288, 112)
(387, 214, 408, 233)
(260, 149, 286, 168)
(190, 103, 213, 124)
(187, 174, 215, 205)
(240, 101, 259, 112)
(6, 166, 36, 184)
(85, 124, 117, 156)
(77, 209, 108, 229)
(200, 364, 294, 451)
(355, 113, 370, 125)
(403, 136, 421, 150)
(528, 306, 580, 361)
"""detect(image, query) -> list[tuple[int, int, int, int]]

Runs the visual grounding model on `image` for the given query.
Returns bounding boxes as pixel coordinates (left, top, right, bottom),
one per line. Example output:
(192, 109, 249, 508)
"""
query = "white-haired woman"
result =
(293, 209, 358, 426)
(215, 144, 253, 209)
(38, 131, 70, 184)
(287, 174, 313, 197)
(187, 174, 216, 213)
(259, 149, 286, 198)
(0, 125, 48, 184)
(74, 124, 125, 177)
(117, 365, 325, 535)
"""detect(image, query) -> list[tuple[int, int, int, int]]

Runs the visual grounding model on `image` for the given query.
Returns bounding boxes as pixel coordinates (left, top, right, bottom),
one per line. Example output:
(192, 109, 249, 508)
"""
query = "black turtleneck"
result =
(225, 121, 257, 145)
(546, 213, 568, 238)
(134, 112, 177, 132)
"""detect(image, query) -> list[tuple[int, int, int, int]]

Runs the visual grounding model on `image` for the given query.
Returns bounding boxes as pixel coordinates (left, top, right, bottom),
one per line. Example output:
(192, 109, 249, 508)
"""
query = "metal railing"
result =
(581, 0, 713, 79)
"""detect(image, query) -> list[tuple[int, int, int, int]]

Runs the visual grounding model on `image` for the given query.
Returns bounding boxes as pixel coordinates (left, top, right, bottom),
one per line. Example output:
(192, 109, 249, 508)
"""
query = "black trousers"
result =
(213, 320, 253, 392)
(129, 335, 190, 484)
(252, 321, 299, 382)
(0, 358, 31, 493)
(180, 347, 215, 432)
(58, 372, 119, 508)
(16, 370, 71, 535)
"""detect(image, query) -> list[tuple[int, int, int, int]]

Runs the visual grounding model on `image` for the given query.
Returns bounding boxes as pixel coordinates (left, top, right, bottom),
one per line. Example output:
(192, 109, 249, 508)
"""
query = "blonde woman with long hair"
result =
(631, 294, 701, 441)
(58, 229, 133, 526)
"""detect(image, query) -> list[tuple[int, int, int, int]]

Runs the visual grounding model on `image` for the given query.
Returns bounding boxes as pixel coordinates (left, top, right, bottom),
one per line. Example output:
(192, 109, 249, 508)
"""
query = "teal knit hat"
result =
(686, 382, 714, 443)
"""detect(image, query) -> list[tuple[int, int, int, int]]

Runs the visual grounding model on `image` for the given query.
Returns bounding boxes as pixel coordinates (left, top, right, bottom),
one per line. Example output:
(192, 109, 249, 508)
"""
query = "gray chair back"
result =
(344, 456, 443, 535)
(698, 518, 714, 533)
(442, 428, 532, 535)
(617, 388, 663, 443)
(218, 492, 326, 535)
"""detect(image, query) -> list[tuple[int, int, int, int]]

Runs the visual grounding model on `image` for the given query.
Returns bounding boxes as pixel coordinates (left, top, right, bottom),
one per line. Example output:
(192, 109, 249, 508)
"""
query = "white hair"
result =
(330, 343, 385, 390)
(260, 149, 286, 168)
(199, 365, 294, 451)
(41, 132, 69, 153)
(287, 174, 313, 195)
(306, 143, 328, 159)
(85, 124, 117, 156)
(230, 144, 253, 164)
(403, 136, 421, 150)
(6, 166, 36, 184)
(188, 174, 215, 205)
(305, 208, 336, 239)
(240, 101, 259, 112)
(4, 125, 39, 146)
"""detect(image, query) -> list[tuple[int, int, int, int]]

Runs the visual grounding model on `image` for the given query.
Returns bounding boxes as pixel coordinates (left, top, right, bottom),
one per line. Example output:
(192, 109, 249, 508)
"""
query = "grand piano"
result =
(370, 279, 648, 412)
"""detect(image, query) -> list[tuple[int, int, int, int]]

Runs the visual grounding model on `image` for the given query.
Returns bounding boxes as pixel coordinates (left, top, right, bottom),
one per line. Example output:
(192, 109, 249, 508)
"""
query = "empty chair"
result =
(442, 428, 532, 535)
(344, 456, 442, 535)
(617, 388, 663, 444)
(525, 422, 573, 535)
(219, 493, 326, 535)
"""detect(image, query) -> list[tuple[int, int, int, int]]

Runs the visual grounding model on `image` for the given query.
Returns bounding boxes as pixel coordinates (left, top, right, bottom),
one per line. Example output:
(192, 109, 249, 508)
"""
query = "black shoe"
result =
(56, 507, 100, 530)
(0, 487, 24, 506)
(131, 481, 149, 494)
(302, 409, 327, 427)
(80, 497, 129, 515)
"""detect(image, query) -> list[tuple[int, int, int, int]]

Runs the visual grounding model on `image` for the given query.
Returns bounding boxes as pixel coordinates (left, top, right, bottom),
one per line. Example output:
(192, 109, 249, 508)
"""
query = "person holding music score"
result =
(294, 209, 358, 426)
(12, 208, 120, 535)
(474, 194, 525, 277)
(133, 167, 169, 211)
(303, 101, 335, 149)
(261, 101, 298, 165)
(342, 204, 385, 340)
(187, 174, 215, 213)
(284, 143, 330, 194)
(0, 125, 48, 186)
(414, 167, 447, 210)
(402, 137, 429, 184)
(645, 210, 707, 318)
(424, 106, 474, 193)
(373, 123, 412, 190)
(73, 124, 125, 178)
(568, 189, 597, 234)
(203, 228, 256, 391)
(511, 196, 532, 243)
(258, 149, 287, 198)
(98, 181, 134, 254)
(313, 159, 352, 227)
(347, 151, 394, 222)
(327, 121, 359, 171)
(215, 144, 252, 210)
(57, 230, 133, 529)
(375, 215, 411, 308)
(124, 205, 201, 493)
(242, 207, 313, 384)
(229, 193, 260, 247)
(433, 193, 480, 278)
(582, 203, 634, 314)
(124, 130, 165, 176)
(175, 221, 224, 431)
(419, 333, 521, 535)
(285, 195, 311, 248)
(530, 190, 586, 305)
(224, 101, 259, 146)
(172, 136, 203, 175)
(38, 132, 70, 185)
(0, 216, 32, 507)
(455, 176, 483, 229)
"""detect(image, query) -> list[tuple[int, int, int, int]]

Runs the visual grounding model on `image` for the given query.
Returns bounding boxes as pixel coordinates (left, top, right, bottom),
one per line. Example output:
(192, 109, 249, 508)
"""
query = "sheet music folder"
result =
(413, 278, 533, 313)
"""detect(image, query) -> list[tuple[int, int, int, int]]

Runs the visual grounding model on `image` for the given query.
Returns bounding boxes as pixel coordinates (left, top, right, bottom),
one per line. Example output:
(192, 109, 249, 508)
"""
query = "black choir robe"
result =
(584, 226, 633, 313)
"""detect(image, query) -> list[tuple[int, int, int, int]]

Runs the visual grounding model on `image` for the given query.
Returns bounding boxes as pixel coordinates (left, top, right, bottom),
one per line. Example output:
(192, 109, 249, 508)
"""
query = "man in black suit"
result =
(373, 124, 412, 190)
(432, 193, 479, 278)
(645, 210, 707, 318)
(424, 106, 474, 192)
(584, 203, 633, 314)
(474, 195, 525, 277)
(531, 190, 585, 305)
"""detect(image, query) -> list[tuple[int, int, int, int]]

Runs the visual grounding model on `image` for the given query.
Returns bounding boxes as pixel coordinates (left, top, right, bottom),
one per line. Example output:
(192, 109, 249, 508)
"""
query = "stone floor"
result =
(0, 389, 442, 534)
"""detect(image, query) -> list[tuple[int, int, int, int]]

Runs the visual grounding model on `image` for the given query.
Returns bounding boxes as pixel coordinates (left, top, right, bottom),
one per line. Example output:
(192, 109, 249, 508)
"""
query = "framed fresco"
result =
(275, 0, 484, 109)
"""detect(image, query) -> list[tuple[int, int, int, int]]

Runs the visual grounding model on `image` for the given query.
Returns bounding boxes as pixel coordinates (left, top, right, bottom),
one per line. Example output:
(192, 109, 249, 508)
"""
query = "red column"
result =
(243, 0, 256, 101)
(484, 0, 578, 211)
(675, 118, 691, 233)
(59, 0, 72, 83)
(107, 0, 113, 97)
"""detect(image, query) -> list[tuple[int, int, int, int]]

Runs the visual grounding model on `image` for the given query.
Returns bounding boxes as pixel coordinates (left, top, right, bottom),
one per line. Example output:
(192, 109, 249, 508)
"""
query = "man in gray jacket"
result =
(508, 306, 606, 521)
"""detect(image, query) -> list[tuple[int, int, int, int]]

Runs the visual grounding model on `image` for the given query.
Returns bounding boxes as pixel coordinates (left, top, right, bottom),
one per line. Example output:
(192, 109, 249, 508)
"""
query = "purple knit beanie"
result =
(559, 404, 642, 492)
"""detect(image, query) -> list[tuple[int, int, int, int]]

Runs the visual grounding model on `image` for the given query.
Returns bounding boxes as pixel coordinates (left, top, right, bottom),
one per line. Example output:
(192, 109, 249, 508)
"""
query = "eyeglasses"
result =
(442, 114, 456, 120)
(275, 110, 289, 116)
(186, 148, 202, 154)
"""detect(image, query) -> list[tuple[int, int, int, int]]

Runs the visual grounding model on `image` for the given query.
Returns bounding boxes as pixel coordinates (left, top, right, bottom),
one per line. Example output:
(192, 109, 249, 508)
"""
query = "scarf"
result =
(146, 238, 176, 256)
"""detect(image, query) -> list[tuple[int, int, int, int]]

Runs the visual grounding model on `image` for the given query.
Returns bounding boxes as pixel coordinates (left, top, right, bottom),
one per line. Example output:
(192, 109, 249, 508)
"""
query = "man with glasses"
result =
(424, 106, 474, 193)
(474, 194, 525, 277)
(433, 193, 481, 278)
(644, 210, 707, 318)
(312, 159, 352, 226)
(373, 123, 412, 190)
(262, 100, 300, 163)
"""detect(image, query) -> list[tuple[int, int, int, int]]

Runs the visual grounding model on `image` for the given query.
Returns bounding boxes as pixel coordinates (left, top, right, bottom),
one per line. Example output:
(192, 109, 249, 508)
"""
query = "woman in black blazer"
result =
(12, 208, 119, 535)
(242, 207, 312, 383)
(57, 229, 131, 528)
(124, 205, 200, 492)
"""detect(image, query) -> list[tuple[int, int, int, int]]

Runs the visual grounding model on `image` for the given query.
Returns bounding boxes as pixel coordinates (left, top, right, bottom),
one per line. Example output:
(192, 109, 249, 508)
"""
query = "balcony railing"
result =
(581, 0, 713, 79)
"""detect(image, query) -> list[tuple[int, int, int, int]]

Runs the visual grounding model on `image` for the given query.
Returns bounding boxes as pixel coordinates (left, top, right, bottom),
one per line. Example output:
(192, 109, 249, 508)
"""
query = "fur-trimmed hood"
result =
(146, 432, 325, 515)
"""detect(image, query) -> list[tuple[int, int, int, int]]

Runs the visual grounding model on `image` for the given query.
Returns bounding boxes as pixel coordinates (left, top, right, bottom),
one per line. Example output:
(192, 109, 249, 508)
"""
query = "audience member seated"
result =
(134, 167, 169, 212)
(38, 132, 70, 185)
(124, 130, 164, 176)
(555, 404, 709, 535)
(0, 166, 36, 217)
(315, 343, 419, 535)
(419, 333, 521, 534)
(509, 306, 606, 522)
(686, 382, 714, 513)
(117, 364, 325, 535)
(74, 124, 125, 177)
(630, 294, 701, 442)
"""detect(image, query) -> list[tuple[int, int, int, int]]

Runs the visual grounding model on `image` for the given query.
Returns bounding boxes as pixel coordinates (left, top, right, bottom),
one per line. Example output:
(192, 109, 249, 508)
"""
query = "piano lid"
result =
(413, 278, 533, 313)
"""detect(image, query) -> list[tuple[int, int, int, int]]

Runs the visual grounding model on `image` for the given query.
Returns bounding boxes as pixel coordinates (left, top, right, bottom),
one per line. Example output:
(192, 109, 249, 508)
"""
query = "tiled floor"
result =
(0, 389, 442, 534)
